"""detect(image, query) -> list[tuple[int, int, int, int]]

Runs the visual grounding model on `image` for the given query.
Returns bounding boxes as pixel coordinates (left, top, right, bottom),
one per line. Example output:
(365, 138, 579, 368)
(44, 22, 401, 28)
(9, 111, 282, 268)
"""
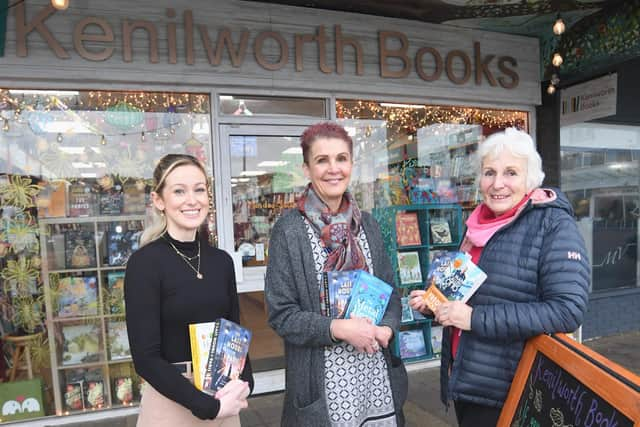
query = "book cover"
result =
(85, 380, 104, 409)
(107, 229, 142, 266)
(398, 251, 422, 285)
(123, 182, 147, 214)
(323, 270, 360, 319)
(189, 321, 219, 391)
(57, 276, 98, 317)
(412, 308, 427, 321)
(106, 271, 126, 314)
(37, 180, 67, 218)
(401, 297, 414, 323)
(61, 323, 101, 365)
(67, 182, 96, 217)
(99, 190, 124, 216)
(430, 325, 443, 356)
(113, 377, 134, 405)
(63, 381, 85, 410)
(202, 319, 252, 394)
(422, 251, 487, 312)
(343, 271, 393, 325)
(395, 212, 421, 246)
(398, 329, 428, 359)
(107, 320, 130, 361)
(64, 230, 97, 269)
(430, 218, 452, 244)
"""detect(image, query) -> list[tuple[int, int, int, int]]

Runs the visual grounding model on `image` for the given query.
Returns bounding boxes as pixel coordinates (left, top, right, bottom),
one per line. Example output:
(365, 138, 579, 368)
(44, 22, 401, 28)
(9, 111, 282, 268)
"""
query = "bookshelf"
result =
(373, 203, 462, 363)
(39, 215, 144, 415)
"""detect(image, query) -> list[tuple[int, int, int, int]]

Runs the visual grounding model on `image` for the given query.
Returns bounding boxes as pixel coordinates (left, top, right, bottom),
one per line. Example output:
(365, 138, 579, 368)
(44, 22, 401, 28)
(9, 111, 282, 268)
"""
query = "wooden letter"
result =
(15, 3, 69, 58)
(445, 50, 471, 85)
(379, 30, 410, 78)
(254, 31, 289, 71)
(166, 8, 177, 64)
(122, 19, 159, 63)
(74, 17, 114, 61)
(498, 56, 519, 89)
(474, 42, 497, 86)
(294, 26, 331, 73)
(199, 27, 249, 67)
(415, 46, 442, 82)
(335, 25, 363, 75)
(184, 10, 194, 65)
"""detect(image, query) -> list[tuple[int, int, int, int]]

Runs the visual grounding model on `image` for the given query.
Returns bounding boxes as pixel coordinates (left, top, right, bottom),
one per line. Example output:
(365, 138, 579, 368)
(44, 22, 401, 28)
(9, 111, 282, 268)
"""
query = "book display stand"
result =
(373, 203, 462, 363)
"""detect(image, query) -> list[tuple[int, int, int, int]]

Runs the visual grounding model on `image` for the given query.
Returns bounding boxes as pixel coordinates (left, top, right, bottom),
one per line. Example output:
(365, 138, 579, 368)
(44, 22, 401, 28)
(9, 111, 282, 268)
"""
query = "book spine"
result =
(189, 324, 202, 390)
(202, 320, 221, 394)
(322, 272, 331, 317)
(423, 284, 447, 313)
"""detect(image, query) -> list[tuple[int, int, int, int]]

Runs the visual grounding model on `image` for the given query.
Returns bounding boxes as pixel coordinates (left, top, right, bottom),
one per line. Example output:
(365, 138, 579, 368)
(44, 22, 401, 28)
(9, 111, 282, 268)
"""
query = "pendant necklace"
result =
(164, 236, 203, 279)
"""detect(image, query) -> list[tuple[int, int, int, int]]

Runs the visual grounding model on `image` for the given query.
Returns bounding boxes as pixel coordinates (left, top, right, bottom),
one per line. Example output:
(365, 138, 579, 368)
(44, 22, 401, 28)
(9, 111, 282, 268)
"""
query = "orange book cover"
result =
(396, 212, 422, 246)
(422, 284, 448, 312)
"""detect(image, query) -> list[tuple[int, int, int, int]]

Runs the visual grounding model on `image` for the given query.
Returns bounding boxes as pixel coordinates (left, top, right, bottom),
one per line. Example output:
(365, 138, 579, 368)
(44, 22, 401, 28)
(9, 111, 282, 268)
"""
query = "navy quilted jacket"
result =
(440, 188, 590, 408)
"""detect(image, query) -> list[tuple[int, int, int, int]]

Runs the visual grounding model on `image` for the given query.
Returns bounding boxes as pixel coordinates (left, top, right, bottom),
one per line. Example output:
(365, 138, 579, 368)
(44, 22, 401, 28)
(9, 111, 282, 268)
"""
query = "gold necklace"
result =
(164, 237, 203, 279)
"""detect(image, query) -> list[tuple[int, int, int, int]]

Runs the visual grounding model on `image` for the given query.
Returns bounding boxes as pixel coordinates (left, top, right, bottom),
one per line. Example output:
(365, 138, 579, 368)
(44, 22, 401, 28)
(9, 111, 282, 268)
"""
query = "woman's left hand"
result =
(435, 301, 472, 330)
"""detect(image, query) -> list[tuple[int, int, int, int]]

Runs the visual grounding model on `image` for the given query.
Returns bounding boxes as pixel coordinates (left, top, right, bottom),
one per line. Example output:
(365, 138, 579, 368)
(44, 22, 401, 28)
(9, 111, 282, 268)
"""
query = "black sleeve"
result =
(225, 253, 255, 393)
(124, 249, 221, 420)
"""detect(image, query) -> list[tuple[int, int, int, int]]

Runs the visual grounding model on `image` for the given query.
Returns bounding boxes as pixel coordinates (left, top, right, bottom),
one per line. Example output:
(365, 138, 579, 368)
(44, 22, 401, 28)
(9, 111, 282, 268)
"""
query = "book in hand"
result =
(343, 270, 393, 325)
(430, 218, 452, 244)
(201, 319, 252, 394)
(188, 321, 218, 391)
(395, 212, 421, 246)
(322, 270, 360, 319)
(422, 251, 487, 312)
(397, 251, 422, 285)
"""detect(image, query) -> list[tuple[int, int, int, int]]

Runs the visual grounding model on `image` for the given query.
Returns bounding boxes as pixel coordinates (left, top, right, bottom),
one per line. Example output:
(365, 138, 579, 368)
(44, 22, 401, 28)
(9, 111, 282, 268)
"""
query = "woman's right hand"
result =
(214, 379, 249, 418)
(331, 317, 378, 353)
(408, 290, 433, 316)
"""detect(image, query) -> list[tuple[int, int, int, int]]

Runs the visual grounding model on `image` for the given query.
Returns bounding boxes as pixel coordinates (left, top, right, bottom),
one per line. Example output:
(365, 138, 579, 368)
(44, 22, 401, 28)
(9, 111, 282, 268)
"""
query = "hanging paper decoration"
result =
(185, 135, 206, 163)
(105, 101, 144, 130)
(26, 102, 52, 135)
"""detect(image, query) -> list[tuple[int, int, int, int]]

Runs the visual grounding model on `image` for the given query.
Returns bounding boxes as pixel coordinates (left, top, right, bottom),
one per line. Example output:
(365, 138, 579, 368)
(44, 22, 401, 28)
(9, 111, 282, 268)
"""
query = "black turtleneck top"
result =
(124, 233, 253, 420)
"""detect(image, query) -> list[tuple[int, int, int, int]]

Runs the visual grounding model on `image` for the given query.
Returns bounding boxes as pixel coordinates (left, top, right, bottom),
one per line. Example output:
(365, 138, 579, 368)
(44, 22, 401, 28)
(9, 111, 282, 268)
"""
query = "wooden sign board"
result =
(498, 333, 639, 427)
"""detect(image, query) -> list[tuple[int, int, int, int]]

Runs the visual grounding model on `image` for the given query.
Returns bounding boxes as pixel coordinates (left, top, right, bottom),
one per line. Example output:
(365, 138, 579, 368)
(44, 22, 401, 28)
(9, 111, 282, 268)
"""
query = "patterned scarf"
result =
(297, 183, 367, 272)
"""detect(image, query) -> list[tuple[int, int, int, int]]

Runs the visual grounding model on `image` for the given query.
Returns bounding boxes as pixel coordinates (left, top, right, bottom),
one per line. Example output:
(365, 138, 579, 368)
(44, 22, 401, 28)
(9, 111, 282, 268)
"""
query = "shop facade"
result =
(0, 0, 544, 423)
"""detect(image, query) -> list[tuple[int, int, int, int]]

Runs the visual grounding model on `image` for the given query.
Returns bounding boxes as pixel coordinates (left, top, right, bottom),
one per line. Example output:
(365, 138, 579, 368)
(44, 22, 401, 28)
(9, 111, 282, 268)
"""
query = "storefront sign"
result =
(560, 74, 617, 127)
(8, 3, 519, 89)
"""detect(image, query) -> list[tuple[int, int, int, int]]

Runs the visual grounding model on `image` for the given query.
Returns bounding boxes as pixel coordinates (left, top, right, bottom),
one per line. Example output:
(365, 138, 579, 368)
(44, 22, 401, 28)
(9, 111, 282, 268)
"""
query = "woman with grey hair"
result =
(409, 128, 590, 426)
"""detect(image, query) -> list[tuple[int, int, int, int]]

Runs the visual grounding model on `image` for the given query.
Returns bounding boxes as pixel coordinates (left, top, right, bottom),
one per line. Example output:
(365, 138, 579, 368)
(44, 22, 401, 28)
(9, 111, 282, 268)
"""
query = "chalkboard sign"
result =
(498, 334, 640, 427)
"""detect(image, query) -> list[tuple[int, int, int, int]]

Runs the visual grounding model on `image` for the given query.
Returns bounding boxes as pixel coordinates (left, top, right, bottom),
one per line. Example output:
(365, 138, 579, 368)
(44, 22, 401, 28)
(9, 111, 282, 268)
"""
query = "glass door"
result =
(216, 125, 307, 393)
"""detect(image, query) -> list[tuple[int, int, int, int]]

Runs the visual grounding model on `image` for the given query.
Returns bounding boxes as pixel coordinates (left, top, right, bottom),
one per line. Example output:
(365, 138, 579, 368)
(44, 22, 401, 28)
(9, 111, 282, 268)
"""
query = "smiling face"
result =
(302, 137, 353, 212)
(480, 150, 529, 216)
(152, 164, 209, 241)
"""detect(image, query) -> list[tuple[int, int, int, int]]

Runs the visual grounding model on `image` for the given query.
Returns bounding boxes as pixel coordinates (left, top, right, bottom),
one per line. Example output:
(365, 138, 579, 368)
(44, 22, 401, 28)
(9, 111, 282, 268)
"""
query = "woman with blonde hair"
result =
(125, 153, 253, 426)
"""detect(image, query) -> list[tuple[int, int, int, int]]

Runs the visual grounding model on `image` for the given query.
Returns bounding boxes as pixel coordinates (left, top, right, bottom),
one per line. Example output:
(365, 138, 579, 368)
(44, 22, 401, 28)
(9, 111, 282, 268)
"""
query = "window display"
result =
(0, 89, 213, 417)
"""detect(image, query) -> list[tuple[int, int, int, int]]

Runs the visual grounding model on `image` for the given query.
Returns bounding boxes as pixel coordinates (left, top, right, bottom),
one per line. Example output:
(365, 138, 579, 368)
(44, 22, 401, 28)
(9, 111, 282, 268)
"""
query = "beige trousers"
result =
(137, 379, 241, 427)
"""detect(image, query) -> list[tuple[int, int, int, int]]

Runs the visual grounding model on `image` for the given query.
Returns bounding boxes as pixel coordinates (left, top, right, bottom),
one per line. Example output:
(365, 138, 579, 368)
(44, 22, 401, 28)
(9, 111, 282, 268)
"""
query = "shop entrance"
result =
(217, 124, 308, 393)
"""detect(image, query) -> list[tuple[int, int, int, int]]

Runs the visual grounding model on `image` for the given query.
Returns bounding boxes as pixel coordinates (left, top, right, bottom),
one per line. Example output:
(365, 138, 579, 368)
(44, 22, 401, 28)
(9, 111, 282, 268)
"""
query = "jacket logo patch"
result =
(567, 251, 581, 260)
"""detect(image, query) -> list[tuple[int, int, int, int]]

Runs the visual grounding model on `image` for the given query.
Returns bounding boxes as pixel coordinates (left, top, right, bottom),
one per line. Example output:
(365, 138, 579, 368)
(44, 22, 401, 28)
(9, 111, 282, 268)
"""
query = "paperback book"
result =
(322, 270, 360, 318)
(188, 321, 218, 391)
(106, 271, 126, 314)
(64, 381, 85, 410)
(395, 212, 421, 246)
(113, 377, 134, 405)
(65, 230, 97, 269)
(422, 251, 487, 312)
(67, 182, 96, 217)
(398, 329, 428, 359)
(397, 251, 422, 285)
(61, 323, 101, 365)
(99, 190, 124, 216)
(401, 296, 414, 323)
(107, 229, 142, 266)
(430, 325, 443, 356)
(85, 380, 104, 409)
(57, 276, 98, 317)
(107, 320, 130, 361)
(343, 270, 393, 325)
(202, 319, 252, 394)
(430, 218, 452, 244)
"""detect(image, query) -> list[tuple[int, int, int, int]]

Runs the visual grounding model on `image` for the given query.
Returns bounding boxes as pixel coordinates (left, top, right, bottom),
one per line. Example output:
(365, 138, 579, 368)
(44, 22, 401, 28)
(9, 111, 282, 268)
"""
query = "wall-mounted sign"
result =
(560, 74, 617, 127)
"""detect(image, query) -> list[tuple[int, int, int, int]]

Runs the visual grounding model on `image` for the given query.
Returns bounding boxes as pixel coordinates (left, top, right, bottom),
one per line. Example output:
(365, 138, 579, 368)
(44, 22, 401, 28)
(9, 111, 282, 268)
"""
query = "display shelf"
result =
(39, 215, 144, 415)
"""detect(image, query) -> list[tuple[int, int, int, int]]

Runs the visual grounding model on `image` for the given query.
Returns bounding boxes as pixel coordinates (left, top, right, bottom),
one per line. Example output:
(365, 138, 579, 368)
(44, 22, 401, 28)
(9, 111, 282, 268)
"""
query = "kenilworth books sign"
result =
(3, 3, 520, 89)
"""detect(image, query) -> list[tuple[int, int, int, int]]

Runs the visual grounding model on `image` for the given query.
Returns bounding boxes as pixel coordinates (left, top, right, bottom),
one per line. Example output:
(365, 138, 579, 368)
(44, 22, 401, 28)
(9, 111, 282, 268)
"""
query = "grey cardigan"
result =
(265, 209, 408, 427)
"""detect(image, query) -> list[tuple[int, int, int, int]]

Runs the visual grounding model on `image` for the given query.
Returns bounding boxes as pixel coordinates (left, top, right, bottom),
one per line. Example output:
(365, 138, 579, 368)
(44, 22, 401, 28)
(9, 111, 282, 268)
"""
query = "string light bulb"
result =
(2, 119, 9, 132)
(141, 131, 146, 142)
(547, 84, 556, 95)
(553, 17, 566, 35)
(552, 53, 563, 67)
(100, 134, 107, 145)
(56, 132, 63, 143)
(51, 0, 70, 10)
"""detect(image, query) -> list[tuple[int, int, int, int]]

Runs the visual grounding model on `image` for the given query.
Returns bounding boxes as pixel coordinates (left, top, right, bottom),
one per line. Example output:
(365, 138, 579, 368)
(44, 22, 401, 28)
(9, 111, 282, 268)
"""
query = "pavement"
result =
(41, 331, 639, 427)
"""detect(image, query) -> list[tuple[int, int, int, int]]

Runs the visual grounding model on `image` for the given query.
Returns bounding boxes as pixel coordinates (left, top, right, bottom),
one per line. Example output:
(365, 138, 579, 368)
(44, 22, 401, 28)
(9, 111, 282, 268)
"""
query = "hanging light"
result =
(100, 134, 107, 145)
(552, 53, 563, 67)
(51, 0, 70, 10)
(141, 131, 146, 142)
(56, 132, 63, 142)
(553, 17, 566, 36)
(547, 84, 556, 95)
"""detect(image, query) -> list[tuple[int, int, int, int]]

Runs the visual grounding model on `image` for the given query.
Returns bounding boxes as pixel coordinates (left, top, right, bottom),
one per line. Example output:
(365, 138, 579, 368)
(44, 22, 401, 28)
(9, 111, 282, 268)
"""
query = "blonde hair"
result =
(475, 128, 545, 192)
(139, 154, 208, 247)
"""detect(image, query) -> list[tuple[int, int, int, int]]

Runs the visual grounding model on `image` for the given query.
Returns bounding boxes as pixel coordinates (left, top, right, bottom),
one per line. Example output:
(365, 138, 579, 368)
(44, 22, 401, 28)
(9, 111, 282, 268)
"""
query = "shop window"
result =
(335, 100, 529, 213)
(0, 89, 213, 418)
(219, 95, 326, 117)
(561, 123, 640, 292)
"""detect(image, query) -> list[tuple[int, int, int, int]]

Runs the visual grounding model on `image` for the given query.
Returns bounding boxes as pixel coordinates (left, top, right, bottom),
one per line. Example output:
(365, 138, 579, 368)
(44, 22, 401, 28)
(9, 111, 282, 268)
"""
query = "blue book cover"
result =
(202, 319, 252, 393)
(343, 270, 393, 325)
(324, 270, 360, 318)
(424, 251, 486, 311)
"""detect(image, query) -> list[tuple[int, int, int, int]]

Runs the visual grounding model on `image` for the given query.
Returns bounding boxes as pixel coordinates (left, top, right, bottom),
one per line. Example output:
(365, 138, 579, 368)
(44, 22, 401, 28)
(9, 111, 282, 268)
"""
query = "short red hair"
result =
(300, 122, 353, 164)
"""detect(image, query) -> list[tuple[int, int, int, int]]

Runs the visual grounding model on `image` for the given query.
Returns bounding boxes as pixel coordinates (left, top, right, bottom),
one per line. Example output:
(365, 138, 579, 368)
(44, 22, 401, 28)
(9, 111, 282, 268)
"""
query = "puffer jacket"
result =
(440, 188, 590, 408)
